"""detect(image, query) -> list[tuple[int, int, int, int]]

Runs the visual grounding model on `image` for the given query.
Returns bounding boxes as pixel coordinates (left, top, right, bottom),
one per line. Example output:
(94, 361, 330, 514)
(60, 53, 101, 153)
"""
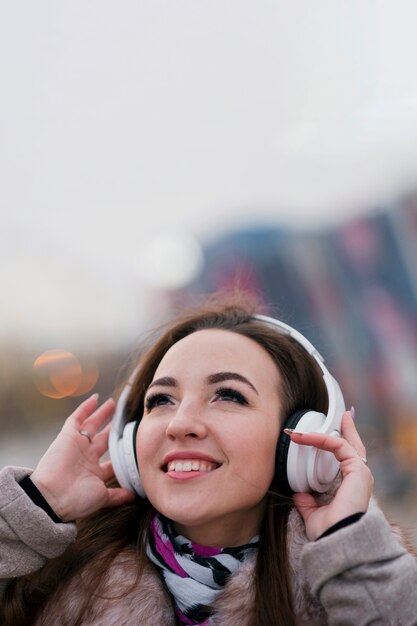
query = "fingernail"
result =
(90, 392, 99, 402)
(350, 406, 355, 420)
(283, 428, 295, 435)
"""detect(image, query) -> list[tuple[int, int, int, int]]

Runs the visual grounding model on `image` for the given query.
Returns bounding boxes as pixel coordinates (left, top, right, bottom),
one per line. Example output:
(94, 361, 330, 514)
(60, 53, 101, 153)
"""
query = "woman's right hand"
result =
(30, 394, 136, 522)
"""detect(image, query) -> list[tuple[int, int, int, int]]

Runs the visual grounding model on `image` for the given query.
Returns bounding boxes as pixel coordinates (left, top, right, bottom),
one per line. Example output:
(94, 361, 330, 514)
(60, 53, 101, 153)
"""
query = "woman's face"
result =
(136, 329, 282, 547)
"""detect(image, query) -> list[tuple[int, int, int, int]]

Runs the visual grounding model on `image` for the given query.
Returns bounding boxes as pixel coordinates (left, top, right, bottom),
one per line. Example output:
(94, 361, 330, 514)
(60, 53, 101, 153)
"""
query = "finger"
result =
(292, 492, 318, 524)
(93, 423, 112, 457)
(105, 487, 136, 508)
(100, 459, 115, 483)
(67, 394, 100, 429)
(284, 428, 360, 464)
(78, 398, 116, 438)
(341, 411, 366, 458)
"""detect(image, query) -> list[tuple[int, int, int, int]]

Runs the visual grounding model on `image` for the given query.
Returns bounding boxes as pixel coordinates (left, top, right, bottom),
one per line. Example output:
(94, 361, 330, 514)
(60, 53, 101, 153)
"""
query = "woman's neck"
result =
(173, 508, 263, 548)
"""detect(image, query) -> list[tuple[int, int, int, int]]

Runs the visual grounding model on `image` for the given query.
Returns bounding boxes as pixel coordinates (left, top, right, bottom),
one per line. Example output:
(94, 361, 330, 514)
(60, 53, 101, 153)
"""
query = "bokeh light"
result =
(33, 350, 99, 399)
(137, 231, 204, 290)
(69, 357, 100, 397)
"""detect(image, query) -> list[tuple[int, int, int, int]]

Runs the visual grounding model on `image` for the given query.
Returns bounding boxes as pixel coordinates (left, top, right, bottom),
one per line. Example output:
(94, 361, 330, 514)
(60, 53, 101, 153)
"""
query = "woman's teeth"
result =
(167, 460, 217, 472)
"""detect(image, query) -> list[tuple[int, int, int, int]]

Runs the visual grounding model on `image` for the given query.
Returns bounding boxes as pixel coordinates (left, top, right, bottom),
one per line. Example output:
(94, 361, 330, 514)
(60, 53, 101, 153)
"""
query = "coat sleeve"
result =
(0, 466, 77, 596)
(300, 502, 417, 626)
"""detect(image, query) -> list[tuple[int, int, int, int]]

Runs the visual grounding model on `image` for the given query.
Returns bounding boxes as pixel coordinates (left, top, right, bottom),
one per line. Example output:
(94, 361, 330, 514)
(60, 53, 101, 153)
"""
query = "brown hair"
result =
(2, 290, 328, 626)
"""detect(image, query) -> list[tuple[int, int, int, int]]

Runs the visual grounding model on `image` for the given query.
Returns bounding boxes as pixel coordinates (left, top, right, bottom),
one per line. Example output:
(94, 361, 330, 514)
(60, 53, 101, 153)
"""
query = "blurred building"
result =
(177, 195, 417, 504)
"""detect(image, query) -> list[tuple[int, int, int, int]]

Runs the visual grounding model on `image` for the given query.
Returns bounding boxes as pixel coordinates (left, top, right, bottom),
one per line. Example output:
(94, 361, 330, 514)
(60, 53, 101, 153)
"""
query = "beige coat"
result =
(1, 466, 417, 626)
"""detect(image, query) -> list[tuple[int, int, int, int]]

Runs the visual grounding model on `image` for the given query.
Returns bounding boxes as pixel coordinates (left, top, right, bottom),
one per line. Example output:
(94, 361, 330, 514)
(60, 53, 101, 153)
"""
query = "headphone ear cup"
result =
(109, 430, 130, 491)
(282, 410, 334, 493)
(276, 409, 309, 495)
(121, 421, 146, 498)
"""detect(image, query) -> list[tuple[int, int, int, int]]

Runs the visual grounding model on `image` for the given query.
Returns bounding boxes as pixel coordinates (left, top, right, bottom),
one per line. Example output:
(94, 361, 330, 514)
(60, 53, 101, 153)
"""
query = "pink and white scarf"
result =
(146, 514, 259, 625)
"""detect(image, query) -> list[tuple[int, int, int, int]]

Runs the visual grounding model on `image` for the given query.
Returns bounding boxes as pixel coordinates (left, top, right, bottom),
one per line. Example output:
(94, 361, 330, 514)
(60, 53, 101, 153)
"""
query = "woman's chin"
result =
(156, 503, 212, 528)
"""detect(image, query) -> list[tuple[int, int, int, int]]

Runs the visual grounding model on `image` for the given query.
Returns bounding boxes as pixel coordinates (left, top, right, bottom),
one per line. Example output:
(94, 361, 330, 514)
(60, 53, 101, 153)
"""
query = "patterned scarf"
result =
(146, 514, 259, 625)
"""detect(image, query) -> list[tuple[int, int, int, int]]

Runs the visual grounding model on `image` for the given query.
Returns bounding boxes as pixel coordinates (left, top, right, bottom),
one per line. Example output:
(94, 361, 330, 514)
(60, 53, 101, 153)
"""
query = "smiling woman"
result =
(1, 291, 417, 626)
(137, 329, 282, 548)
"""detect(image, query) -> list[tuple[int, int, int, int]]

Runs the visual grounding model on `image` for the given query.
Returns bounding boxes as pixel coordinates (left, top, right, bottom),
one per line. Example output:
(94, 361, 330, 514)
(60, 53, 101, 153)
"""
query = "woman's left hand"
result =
(288, 410, 374, 541)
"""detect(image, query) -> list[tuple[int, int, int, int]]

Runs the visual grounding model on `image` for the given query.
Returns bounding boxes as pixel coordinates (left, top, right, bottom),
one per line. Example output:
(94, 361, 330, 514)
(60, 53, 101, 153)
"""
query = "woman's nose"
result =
(165, 402, 208, 441)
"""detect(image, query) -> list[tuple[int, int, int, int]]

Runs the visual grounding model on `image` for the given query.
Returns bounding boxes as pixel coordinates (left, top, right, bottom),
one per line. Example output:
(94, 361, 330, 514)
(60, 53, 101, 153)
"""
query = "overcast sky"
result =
(2, 1, 417, 348)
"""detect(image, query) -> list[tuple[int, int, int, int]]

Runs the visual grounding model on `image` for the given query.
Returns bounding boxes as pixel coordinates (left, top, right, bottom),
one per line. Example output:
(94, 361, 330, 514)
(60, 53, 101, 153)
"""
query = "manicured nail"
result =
(350, 406, 355, 420)
(283, 428, 295, 434)
(90, 392, 99, 402)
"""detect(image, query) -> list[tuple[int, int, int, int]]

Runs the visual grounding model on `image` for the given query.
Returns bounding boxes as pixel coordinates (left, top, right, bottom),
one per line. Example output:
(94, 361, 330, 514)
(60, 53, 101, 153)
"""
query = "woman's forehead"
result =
(153, 329, 281, 386)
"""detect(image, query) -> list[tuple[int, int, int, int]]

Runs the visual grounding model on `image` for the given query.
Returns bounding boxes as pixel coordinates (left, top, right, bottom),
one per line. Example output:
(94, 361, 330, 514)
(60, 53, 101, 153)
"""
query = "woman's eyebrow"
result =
(147, 376, 177, 390)
(206, 372, 259, 395)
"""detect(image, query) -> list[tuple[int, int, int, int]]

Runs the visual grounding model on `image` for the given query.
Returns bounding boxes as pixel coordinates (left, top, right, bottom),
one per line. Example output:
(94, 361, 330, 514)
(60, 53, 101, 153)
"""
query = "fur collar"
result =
(36, 507, 327, 626)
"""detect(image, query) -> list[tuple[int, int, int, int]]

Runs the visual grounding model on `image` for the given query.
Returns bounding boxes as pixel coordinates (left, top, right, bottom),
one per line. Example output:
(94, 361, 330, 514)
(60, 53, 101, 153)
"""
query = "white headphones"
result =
(108, 380, 146, 497)
(256, 315, 345, 493)
(108, 314, 345, 497)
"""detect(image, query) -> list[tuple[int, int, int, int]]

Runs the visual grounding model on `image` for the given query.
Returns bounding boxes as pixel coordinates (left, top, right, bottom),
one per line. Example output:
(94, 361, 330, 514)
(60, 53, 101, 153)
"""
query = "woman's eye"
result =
(214, 387, 248, 405)
(145, 393, 172, 411)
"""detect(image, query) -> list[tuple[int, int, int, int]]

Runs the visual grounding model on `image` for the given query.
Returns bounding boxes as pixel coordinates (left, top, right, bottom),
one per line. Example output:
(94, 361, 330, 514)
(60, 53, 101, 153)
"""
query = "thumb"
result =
(292, 492, 318, 524)
(105, 487, 137, 508)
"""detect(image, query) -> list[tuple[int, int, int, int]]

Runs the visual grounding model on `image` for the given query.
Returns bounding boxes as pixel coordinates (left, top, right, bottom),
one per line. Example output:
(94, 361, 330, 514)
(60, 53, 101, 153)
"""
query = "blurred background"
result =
(1, 1, 417, 545)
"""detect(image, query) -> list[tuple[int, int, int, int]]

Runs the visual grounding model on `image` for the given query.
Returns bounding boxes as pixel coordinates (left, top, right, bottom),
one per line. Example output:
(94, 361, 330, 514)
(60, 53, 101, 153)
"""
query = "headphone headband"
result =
(253, 314, 345, 436)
